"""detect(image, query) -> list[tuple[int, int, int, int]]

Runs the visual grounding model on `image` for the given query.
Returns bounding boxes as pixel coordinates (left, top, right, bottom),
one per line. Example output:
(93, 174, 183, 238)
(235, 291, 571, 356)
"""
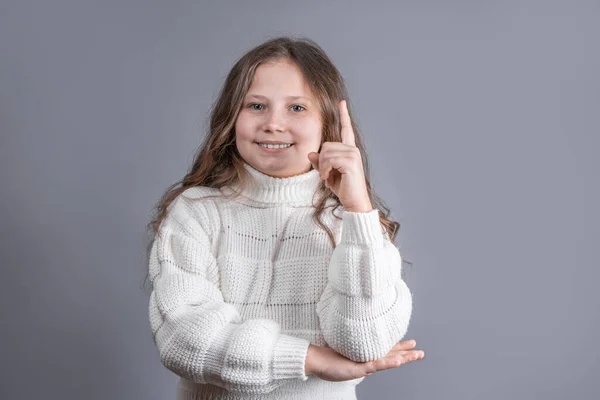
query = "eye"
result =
(248, 103, 264, 111)
(291, 105, 306, 112)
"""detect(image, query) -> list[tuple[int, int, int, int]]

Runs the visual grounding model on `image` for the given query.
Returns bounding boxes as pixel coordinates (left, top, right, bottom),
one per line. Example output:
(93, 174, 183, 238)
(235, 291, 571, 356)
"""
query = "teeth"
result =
(259, 143, 292, 149)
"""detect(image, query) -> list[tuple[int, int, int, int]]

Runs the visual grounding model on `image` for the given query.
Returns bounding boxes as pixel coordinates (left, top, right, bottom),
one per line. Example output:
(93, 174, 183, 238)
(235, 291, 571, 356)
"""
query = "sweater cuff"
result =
(341, 209, 385, 248)
(272, 334, 311, 382)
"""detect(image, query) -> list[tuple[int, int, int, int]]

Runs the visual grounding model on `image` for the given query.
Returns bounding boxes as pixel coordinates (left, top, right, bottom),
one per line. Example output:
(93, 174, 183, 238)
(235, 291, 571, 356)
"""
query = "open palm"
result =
(307, 339, 425, 382)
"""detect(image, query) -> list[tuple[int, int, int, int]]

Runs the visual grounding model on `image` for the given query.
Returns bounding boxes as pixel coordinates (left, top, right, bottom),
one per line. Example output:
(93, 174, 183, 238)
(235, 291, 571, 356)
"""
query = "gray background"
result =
(1, 0, 598, 399)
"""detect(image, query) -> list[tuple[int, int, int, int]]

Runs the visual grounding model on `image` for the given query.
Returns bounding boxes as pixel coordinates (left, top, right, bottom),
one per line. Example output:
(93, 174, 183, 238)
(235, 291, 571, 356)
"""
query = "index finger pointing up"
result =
(339, 100, 356, 147)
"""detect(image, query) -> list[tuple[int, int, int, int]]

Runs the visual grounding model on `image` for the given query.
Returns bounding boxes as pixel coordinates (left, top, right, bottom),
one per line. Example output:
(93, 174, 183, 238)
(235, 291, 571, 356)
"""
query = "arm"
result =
(315, 208, 413, 363)
(148, 196, 311, 393)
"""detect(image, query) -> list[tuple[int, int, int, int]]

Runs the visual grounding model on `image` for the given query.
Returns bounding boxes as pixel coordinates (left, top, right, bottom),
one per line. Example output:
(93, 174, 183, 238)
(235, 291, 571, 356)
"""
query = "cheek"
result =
(293, 117, 322, 142)
(305, 120, 323, 146)
(235, 115, 254, 140)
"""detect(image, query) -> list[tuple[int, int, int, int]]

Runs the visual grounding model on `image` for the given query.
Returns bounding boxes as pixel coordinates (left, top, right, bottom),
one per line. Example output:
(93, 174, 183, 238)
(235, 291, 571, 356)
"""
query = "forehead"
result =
(247, 60, 314, 99)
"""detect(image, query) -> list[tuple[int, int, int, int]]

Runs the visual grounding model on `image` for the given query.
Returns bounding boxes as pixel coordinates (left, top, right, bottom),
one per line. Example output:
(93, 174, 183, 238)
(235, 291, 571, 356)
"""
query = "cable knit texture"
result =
(148, 161, 413, 400)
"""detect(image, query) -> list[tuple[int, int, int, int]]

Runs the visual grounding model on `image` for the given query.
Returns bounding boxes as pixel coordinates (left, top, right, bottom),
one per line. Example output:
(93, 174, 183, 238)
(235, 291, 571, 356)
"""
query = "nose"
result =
(263, 109, 285, 133)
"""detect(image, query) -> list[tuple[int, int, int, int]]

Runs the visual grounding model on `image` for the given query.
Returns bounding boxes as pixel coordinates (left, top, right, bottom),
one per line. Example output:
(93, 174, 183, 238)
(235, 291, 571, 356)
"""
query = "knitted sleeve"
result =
(315, 208, 413, 363)
(148, 195, 311, 394)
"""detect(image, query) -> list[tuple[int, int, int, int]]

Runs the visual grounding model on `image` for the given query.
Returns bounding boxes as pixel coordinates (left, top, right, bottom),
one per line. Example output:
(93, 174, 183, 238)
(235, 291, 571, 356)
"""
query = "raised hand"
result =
(308, 100, 373, 213)
(305, 339, 425, 382)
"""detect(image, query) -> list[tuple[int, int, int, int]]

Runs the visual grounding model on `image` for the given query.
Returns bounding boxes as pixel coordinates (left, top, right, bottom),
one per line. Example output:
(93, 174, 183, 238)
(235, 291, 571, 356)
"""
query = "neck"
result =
(224, 162, 323, 206)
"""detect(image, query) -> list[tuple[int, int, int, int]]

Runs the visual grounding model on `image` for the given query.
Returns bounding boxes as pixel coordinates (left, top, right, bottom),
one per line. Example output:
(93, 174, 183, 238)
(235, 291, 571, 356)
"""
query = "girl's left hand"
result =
(308, 100, 373, 213)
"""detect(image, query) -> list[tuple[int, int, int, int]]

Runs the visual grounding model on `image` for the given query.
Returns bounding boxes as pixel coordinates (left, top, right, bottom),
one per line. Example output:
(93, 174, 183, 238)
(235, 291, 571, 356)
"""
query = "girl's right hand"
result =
(305, 339, 424, 382)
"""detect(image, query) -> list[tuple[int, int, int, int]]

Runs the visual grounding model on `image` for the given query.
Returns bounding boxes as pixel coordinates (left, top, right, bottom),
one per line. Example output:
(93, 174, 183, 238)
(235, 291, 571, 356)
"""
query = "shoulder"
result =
(180, 185, 223, 201)
(162, 186, 223, 238)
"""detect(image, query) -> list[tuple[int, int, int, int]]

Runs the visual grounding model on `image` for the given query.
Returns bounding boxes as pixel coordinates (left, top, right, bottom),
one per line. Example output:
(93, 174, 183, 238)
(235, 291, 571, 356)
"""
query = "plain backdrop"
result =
(1, 1, 598, 399)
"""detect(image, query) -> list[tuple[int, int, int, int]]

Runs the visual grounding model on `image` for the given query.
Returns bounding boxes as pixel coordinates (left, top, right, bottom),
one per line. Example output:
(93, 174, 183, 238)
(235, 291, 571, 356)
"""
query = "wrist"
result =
(344, 197, 374, 213)
(304, 344, 319, 376)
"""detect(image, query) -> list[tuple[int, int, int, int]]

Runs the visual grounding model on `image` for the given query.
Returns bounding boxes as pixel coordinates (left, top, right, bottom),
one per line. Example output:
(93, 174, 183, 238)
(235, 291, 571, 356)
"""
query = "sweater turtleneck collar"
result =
(225, 162, 323, 206)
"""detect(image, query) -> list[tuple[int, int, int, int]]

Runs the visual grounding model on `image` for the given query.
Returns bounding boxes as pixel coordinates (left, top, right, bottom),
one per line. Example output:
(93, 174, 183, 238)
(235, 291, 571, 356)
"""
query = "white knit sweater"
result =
(148, 161, 413, 400)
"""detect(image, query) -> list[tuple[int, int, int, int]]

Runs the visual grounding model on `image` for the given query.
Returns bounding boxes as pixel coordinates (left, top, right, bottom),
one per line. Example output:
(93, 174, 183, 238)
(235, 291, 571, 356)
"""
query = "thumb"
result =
(307, 152, 319, 171)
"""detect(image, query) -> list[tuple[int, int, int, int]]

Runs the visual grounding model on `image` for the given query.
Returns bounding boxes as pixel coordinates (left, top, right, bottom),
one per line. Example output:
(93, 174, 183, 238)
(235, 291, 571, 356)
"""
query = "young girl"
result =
(146, 36, 424, 400)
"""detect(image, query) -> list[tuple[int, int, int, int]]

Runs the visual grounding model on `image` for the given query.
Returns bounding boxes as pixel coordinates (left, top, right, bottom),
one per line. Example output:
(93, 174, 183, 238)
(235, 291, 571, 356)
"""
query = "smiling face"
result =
(235, 58, 323, 178)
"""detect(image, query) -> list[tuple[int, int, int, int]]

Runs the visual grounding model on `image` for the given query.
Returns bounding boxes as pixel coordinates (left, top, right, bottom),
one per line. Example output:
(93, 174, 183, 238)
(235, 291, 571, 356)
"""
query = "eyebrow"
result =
(245, 94, 313, 103)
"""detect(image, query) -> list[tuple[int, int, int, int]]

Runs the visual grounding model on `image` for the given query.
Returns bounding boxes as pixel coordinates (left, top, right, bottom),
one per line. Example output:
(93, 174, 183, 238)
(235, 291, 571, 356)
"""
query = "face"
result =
(235, 59, 323, 178)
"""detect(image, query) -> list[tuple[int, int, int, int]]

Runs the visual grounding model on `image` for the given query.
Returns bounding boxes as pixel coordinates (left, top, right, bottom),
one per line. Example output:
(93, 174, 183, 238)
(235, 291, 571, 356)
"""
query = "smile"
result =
(257, 143, 294, 153)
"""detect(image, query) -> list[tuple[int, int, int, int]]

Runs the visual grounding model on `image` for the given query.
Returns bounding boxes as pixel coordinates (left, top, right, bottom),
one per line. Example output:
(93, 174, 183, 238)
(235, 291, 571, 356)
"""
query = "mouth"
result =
(256, 142, 294, 153)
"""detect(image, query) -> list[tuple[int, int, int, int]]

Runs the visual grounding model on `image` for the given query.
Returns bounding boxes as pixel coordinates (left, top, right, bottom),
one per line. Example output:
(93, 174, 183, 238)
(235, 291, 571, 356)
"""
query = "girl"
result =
(146, 36, 424, 400)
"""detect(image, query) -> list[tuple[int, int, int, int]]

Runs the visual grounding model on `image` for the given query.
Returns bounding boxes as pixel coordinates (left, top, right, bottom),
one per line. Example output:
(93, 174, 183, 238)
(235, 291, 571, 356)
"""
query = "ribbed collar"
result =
(225, 162, 323, 206)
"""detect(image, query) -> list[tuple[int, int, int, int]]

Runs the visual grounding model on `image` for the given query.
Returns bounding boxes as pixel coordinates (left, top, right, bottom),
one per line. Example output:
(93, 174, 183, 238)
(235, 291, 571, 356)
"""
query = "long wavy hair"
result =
(143, 36, 410, 291)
